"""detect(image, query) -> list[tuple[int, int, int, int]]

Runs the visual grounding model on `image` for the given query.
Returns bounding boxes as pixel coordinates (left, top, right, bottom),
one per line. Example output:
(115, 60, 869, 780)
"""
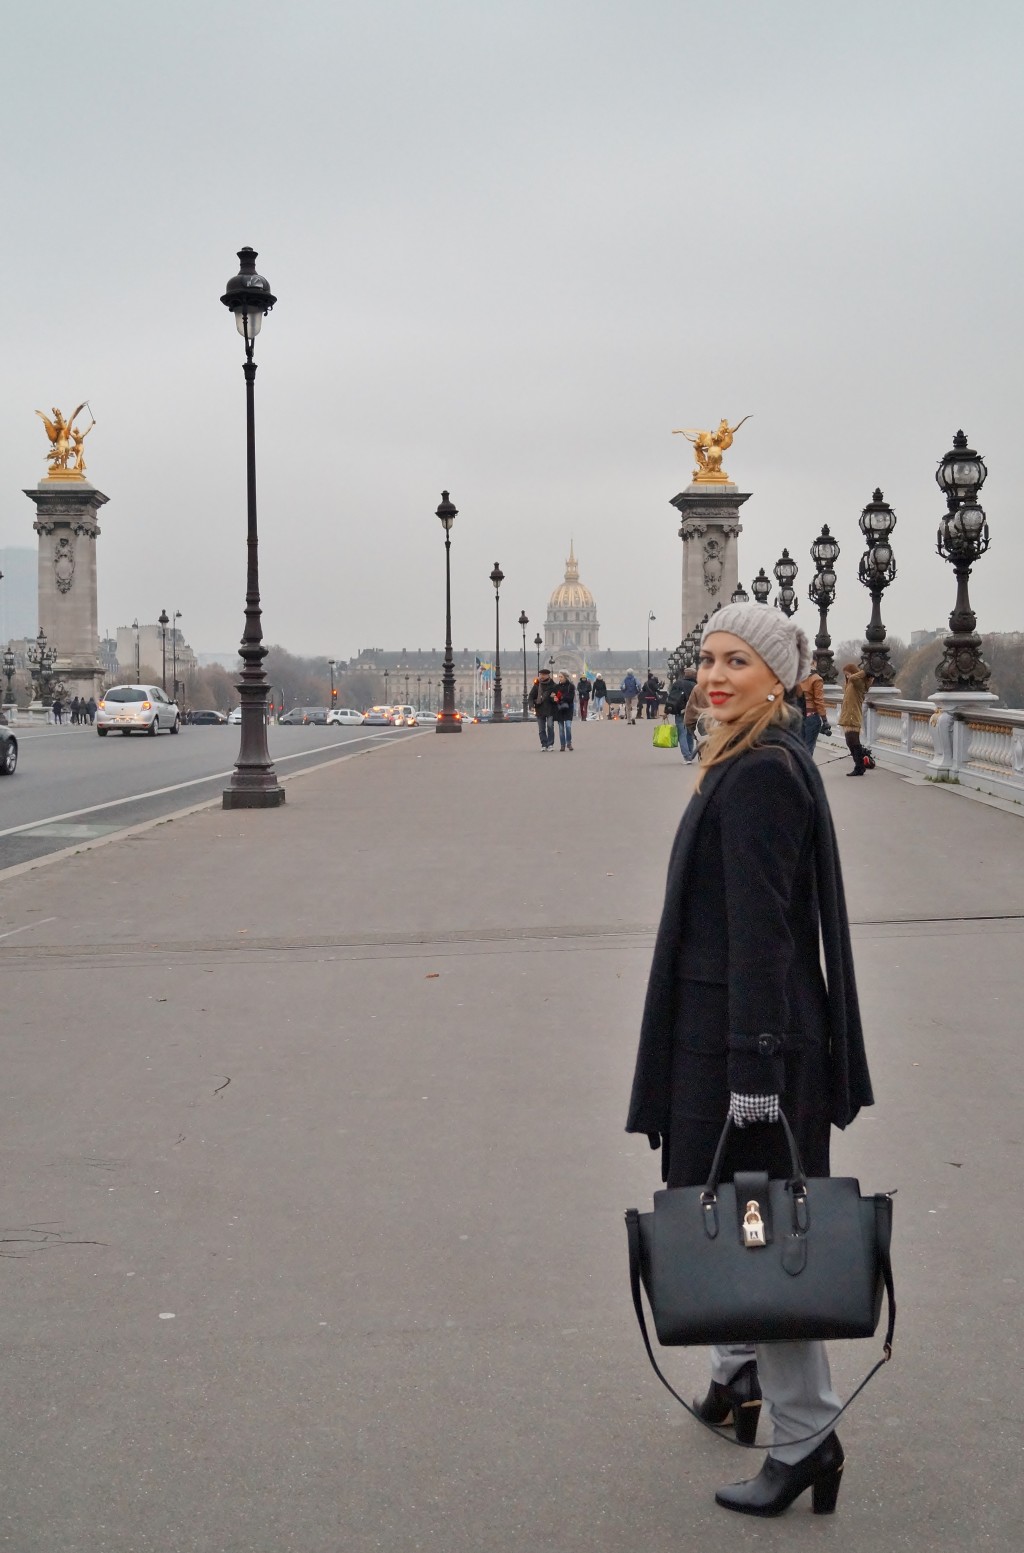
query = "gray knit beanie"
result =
(701, 603, 813, 690)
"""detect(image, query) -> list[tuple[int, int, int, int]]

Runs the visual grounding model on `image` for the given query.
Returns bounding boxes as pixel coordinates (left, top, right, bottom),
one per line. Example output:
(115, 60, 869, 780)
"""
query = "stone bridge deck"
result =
(0, 721, 1020, 1550)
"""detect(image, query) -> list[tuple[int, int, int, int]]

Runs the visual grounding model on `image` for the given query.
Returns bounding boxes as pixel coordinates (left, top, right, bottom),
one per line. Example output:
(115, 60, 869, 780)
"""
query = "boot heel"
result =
(733, 1401, 761, 1446)
(811, 1464, 843, 1515)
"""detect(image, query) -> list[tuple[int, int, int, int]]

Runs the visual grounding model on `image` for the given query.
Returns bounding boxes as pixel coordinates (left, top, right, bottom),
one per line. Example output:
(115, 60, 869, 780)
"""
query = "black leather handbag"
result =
(626, 1112, 895, 1442)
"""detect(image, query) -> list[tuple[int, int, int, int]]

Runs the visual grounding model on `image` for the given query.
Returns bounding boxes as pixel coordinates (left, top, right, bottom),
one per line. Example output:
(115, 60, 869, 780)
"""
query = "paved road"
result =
(0, 722, 420, 871)
(0, 720, 1021, 1551)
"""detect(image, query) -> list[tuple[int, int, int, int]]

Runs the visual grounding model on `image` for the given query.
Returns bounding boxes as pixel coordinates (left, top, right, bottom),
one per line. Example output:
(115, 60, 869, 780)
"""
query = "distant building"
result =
(544, 543, 600, 673)
(115, 622, 196, 692)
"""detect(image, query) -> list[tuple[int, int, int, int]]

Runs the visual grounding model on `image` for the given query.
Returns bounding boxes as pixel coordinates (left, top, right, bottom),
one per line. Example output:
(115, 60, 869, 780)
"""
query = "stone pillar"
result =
(24, 480, 109, 702)
(670, 484, 750, 636)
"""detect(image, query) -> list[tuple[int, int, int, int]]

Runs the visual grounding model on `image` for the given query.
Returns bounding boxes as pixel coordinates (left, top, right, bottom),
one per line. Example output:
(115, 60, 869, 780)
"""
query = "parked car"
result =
(189, 709, 228, 725)
(96, 685, 181, 736)
(326, 707, 365, 726)
(0, 712, 17, 775)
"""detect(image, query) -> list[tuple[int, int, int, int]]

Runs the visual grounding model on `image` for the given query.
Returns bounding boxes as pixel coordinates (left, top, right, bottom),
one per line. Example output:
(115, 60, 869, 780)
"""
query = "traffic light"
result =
(332, 688, 338, 701)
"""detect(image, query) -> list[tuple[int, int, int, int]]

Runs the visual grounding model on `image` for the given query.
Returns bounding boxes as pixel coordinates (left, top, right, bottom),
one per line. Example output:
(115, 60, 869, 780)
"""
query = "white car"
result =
(228, 706, 242, 725)
(326, 707, 365, 726)
(390, 704, 417, 726)
(97, 684, 181, 736)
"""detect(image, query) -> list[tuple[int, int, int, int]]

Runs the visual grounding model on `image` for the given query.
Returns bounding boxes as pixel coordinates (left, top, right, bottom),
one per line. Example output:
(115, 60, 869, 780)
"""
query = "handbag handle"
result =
(624, 1196, 896, 1449)
(702, 1109, 807, 1200)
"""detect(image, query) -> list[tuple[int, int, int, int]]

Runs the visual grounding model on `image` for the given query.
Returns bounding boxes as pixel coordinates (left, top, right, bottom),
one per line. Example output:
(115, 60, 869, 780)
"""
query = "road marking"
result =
(0, 917, 58, 942)
(0, 731, 395, 840)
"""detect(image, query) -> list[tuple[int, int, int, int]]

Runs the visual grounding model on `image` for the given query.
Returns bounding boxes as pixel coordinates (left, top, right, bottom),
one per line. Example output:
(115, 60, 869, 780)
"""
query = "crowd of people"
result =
(527, 654, 876, 778)
(51, 694, 98, 726)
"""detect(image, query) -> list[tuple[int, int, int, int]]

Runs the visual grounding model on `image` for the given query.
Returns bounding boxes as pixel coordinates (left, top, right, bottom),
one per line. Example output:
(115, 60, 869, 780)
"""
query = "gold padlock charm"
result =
(742, 1200, 766, 1247)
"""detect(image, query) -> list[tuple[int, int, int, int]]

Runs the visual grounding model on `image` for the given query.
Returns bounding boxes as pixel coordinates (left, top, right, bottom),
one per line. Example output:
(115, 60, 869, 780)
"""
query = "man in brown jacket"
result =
(796, 669, 827, 755)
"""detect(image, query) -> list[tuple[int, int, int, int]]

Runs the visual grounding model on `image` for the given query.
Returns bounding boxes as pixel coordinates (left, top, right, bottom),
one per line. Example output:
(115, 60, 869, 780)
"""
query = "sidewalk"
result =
(1, 719, 1021, 1551)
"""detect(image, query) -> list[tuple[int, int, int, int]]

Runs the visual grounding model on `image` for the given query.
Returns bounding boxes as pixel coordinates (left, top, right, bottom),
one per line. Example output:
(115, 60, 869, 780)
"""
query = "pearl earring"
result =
(767, 693, 777, 702)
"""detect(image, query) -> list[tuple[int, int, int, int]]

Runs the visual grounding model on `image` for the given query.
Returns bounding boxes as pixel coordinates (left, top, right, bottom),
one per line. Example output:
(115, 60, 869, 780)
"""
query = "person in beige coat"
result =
(796, 670, 827, 754)
(837, 664, 874, 776)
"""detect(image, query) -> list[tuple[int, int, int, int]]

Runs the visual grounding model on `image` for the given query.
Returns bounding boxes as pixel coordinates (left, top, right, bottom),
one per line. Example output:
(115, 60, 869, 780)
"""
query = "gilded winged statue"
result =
(35, 402, 94, 477)
(673, 415, 752, 484)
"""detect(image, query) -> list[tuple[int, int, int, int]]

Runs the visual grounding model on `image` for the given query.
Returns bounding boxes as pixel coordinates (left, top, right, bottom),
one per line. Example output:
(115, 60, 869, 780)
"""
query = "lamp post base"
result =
(223, 780, 286, 809)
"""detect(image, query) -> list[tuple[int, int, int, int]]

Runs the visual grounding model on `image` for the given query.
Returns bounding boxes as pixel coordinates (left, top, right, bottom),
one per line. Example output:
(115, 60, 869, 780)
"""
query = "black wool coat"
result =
(626, 725, 873, 1188)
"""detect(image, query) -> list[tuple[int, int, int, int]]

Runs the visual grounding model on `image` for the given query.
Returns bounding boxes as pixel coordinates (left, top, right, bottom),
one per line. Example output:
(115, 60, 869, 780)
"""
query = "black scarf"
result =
(626, 724, 873, 1135)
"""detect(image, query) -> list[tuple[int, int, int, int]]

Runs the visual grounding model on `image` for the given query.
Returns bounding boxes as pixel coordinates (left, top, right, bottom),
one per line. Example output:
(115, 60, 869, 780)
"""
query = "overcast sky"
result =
(2, 0, 1021, 662)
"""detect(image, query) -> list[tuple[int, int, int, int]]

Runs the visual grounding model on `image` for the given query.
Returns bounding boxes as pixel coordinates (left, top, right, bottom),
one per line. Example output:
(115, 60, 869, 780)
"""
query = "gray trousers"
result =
(710, 1342, 841, 1465)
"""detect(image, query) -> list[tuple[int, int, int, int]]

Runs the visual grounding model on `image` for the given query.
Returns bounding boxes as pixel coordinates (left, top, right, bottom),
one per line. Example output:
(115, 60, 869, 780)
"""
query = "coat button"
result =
(757, 1035, 777, 1055)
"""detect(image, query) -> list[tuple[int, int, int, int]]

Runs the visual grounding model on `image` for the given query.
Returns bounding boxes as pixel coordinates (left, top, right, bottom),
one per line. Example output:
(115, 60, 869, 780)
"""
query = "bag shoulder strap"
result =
(625, 1201, 895, 1449)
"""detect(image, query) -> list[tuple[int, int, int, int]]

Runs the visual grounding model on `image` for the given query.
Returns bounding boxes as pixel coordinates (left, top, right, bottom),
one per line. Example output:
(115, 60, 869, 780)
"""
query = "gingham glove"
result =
(729, 1092, 781, 1128)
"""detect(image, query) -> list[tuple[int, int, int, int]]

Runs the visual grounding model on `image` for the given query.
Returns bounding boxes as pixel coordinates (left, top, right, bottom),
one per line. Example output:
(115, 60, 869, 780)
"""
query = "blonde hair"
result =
(694, 697, 797, 790)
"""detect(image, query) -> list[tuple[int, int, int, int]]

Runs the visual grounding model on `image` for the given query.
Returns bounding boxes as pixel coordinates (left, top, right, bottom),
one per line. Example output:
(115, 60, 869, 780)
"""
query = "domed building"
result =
(544, 544, 599, 676)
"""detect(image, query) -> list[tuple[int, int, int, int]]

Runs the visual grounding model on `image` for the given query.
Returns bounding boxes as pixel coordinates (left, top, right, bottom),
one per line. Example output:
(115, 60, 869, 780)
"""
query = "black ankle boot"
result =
(693, 1360, 762, 1445)
(715, 1431, 845, 1517)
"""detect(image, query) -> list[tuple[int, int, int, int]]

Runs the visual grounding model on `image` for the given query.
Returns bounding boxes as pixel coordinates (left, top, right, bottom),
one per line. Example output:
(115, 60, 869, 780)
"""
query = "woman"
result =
(553, 673, 575, 751)
(838, 663, 875, 776)
(626, 604, 873, 1518)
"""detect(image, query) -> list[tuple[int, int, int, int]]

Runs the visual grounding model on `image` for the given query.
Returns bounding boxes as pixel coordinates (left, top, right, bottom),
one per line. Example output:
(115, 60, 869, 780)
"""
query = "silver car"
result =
(96, 684, 181, 736)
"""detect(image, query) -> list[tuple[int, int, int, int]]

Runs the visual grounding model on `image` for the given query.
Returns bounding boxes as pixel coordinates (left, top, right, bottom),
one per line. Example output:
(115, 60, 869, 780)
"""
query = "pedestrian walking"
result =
(86, 696, 97, 725)
(796, 668, 827, 755)
(578, 673, 591, 721)
(553, 672, 575, 750)
(621, 670, 641, 724)
(683, 678, 710, 754)
(641, 672, 662, 719)
(591, 675, 608, 719)
(527, 666, 557, 751)
(664, 667, 697, 762)
(837, 663, 874, 776)
(626, 602, 873, 1518)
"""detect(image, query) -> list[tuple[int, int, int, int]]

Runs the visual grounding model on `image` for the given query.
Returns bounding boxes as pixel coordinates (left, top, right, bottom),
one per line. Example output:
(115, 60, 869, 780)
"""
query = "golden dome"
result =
(548, 542, 595, 609)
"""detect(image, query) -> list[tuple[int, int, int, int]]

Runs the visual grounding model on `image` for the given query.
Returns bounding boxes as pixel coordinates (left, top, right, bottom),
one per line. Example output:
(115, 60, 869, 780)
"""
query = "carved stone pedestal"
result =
(23, 480, 108, 702)
(670, 483, 749, 636)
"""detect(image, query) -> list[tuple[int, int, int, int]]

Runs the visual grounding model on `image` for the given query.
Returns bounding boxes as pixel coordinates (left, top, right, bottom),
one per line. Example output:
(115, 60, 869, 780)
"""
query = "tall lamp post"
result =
(328, 658, 336, 706)
(773, 550, 798, 616)
(934, 430, 992, 692)
(518, 610, 529, 718)
(534, 632, 542, 676)
(384, 666, 391, 706)
(435, 491, 462, 732)
(751, 569, 771, 605)
(3, 645, 17, 706)
(647, 611, 656, 675)
(488, 562, 506, 721)
(172, 610, 182, 699)
(219, 245, 284, 808)
(809, 525, 840, 683)
(416, 674, 422, 708)
(132, 618, 140, 680)
(158, 609, 169, 691)
(857, 489, 898, 686)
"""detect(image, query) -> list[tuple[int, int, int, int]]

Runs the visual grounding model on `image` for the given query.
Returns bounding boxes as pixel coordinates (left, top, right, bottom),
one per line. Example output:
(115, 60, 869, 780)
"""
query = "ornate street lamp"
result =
(158, 609, 169, 691)
(647, 610, 656, 676)
(132, 617, 140, 680)
(3, 645, 17, 706)
(934, 430, 992, 691)
(416, 674, 422, 707)
(751, 568, 772, 605)
(809, 524, 840, 683)
(773, 549, 798, 616)
(435, 491, 461, 732)
(857, 489, 898, 685)
(489, 562, 506, 722)
(219, 246, 284, 807)
(518, 610, 529, 718)
(27, 627, 57, 705)
(730, 582, 750, 604)
(384, 666, 391, 706)
(534, 632, 542, 676)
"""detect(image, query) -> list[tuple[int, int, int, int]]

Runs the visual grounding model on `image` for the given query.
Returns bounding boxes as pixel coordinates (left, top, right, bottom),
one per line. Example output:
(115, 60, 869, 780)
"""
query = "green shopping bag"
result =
(653, 722, 679, 749)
